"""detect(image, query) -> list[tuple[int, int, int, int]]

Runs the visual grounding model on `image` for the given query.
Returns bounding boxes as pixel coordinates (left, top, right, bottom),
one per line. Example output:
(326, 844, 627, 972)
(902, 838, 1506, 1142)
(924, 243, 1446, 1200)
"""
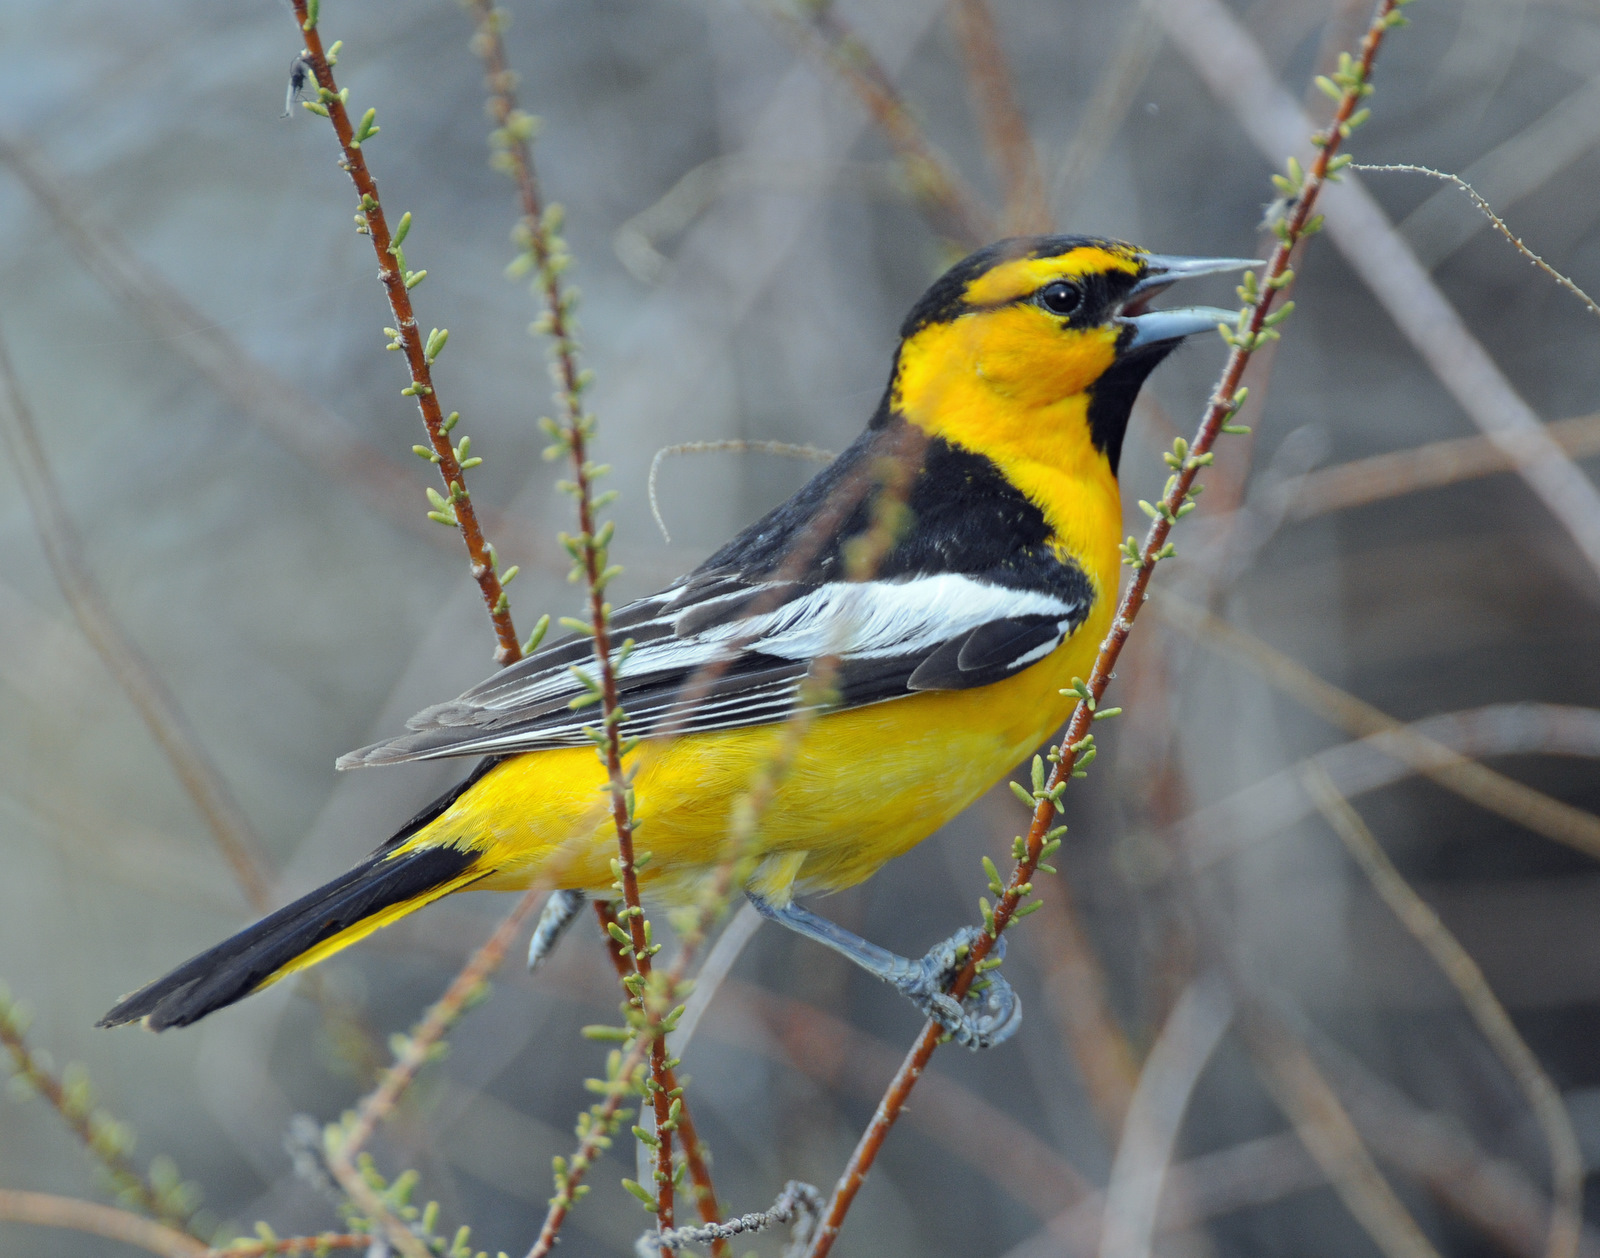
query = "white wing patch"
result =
(461, 574, 1079, 718)
(343, 573, 1087, 766)
(732, 573, 1077, 663)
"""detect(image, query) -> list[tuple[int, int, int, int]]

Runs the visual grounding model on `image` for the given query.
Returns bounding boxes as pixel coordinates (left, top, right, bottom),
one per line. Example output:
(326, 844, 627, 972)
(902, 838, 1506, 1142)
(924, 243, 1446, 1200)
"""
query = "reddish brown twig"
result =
(286, 2, 520, 664)
(801, 6, 1411, 1251)
(1160, 0, 1600, 584)
(949, 0, 1051, 233)
(461, 0, 724, 1242)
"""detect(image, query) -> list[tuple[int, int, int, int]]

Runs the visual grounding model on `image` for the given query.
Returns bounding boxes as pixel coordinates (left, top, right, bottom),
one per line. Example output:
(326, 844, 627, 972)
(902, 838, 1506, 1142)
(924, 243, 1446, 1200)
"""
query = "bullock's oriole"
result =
(101, 236, 1246, 1047)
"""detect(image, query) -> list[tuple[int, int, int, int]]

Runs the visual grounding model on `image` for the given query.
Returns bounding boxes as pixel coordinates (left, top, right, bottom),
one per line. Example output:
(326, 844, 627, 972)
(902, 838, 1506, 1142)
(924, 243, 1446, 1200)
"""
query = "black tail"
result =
(98, 844, 480, 1030)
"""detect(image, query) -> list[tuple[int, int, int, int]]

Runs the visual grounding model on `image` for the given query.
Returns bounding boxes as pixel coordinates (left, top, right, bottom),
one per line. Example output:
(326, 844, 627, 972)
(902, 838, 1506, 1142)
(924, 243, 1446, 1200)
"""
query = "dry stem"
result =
(1283, 409, 1600, 521)
(648, 440, 835, 543)
(0, 1190, 206, 1258)
(800, 6, 1410, 1251)
(949, 0, 1050, 233)
(1096, 974, 1232, 1258)
(207, 1237, 369, 1256)
(1154, 592, 1600, 861)
(1162, 0, 1600, 584)
(759, 0, 992, 247)
(1304, 766, 1582, 1258)
(1355, 163, 1599, 320)
(0, 316, 271, 910)
(1242, 1008, 1442, 1258)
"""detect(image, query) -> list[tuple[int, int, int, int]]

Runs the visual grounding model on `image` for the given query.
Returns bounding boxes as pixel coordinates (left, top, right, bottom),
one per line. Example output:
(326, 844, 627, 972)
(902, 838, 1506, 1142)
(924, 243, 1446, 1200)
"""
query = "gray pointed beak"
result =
(1117, 253, 1260, 352)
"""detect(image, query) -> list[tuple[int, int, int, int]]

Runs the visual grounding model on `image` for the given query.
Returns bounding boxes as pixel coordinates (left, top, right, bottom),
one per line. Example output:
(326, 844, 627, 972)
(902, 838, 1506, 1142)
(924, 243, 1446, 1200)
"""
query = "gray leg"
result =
(528, 890, 588, 972)
(746, 893, 1020, 1050)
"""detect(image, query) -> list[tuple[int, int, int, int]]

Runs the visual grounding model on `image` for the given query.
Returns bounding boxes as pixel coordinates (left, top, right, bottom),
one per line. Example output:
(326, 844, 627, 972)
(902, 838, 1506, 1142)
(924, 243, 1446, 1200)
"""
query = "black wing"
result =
(339, 421, 1094, 767)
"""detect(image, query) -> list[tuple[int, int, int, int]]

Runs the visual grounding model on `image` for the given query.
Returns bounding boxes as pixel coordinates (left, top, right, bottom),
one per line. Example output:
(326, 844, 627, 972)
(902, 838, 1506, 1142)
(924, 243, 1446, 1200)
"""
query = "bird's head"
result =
(890, 236, 1254, 476)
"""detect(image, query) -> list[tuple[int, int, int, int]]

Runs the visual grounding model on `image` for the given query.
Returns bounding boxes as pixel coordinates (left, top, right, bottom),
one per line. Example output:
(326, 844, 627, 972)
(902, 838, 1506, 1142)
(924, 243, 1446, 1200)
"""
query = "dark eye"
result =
(1039, 281, 1082, 316)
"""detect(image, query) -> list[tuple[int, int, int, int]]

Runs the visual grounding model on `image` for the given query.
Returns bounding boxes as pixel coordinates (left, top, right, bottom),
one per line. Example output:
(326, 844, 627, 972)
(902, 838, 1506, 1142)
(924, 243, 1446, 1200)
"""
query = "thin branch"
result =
(1355, 164, 1599, 320)
(1183, 702, 1600, 870)
(0, 314, 271, 912)
(1049, 0, 1162, 218)
(0, 989, 201, 1235)
(1395, 75, 1600, 272)
(0, 135, 553, 565)
(323, 886, 548, 1258)
(461, 0, 729, 1241)
(1097, 974, 1234, 1258)
(1241, 1007, 1444, 1258)
(802, 6, 1413, 1251)
(286, 4, 521, 663)
(949, 0, 1051, 233)
(1282, 409, 1600, 522)
(648, 440, 834, 543)
(1303, 765, 1583, 1258)
(758, 0, 993, 248)
(207, 1237, 370, 1256)
(1153, 593, 1600, 862)
(0, 1190, 205, 1258)
(1162, 0, 1600, 585)
(669, 902, 764, 1057)
(641, 1181, 823, 1256)
(1027, 877, 1139, 1141)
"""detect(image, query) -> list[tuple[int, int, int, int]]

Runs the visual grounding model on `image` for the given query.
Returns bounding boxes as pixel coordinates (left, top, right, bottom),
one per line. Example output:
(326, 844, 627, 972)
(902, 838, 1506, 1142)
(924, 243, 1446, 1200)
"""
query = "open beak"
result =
(1118, 253, 1260, 352)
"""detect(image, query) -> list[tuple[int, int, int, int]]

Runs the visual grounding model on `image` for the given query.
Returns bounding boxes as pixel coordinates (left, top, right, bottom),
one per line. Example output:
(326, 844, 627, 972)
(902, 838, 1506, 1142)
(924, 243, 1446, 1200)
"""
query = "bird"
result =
(100, 236, 1248, 1047)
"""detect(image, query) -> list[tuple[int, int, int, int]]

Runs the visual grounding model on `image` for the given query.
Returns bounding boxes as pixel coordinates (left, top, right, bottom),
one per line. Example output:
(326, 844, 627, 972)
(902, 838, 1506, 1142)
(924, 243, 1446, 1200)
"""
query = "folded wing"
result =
(338, 568, 1088, 767)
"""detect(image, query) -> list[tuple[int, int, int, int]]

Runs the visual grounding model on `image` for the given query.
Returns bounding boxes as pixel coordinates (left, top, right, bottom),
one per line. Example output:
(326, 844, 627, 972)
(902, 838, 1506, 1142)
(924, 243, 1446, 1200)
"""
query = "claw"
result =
(894, 928, 1022, 1051)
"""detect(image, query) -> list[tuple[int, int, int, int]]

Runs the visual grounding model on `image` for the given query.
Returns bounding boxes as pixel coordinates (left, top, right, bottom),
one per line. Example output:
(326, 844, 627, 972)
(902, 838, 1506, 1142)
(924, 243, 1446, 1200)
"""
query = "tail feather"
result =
(98, 845, 483, 1031)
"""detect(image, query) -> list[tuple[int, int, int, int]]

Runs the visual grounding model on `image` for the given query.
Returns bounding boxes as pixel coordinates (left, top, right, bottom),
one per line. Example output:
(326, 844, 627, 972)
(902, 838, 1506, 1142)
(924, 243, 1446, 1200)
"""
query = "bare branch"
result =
(1098, 974, 1233, 1258)
(0, 314, 271, 912)
(1155, 593, 1600, 861)
(0, 1190, 205, 1258)
(1356, 164, 1599, 320)
(1242, 1008, 1443, 1258)
(1162, 0, 1600, 584)
(1304, 766, 1583, 1258)
(949, 0, 1051, 232)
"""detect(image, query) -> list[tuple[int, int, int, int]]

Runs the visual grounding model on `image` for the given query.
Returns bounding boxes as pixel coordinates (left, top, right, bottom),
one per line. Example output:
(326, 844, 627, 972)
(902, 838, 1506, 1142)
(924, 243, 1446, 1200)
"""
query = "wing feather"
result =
(339, 571, 1088, 768)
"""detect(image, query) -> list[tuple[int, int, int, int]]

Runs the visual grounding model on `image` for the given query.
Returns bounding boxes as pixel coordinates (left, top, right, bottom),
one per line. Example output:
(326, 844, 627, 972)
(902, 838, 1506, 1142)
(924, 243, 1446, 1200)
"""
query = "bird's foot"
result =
(893, 927, 1021, 1051)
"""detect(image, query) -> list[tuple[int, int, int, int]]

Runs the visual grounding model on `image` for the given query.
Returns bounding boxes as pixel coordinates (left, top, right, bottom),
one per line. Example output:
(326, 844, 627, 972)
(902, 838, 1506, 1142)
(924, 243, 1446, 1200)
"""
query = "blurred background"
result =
(2, 0, 1599, 1254)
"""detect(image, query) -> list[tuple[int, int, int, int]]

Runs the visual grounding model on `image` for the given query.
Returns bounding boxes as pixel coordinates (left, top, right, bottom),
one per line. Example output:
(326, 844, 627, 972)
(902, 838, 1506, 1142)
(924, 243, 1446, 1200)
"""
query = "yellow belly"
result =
(397, 599, 1109, 906)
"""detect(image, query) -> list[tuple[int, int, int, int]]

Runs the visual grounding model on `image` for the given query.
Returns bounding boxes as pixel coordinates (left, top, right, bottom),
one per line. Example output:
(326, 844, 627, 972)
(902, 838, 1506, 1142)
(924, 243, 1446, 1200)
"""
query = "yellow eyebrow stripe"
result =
(961, 246, 1143, 308)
